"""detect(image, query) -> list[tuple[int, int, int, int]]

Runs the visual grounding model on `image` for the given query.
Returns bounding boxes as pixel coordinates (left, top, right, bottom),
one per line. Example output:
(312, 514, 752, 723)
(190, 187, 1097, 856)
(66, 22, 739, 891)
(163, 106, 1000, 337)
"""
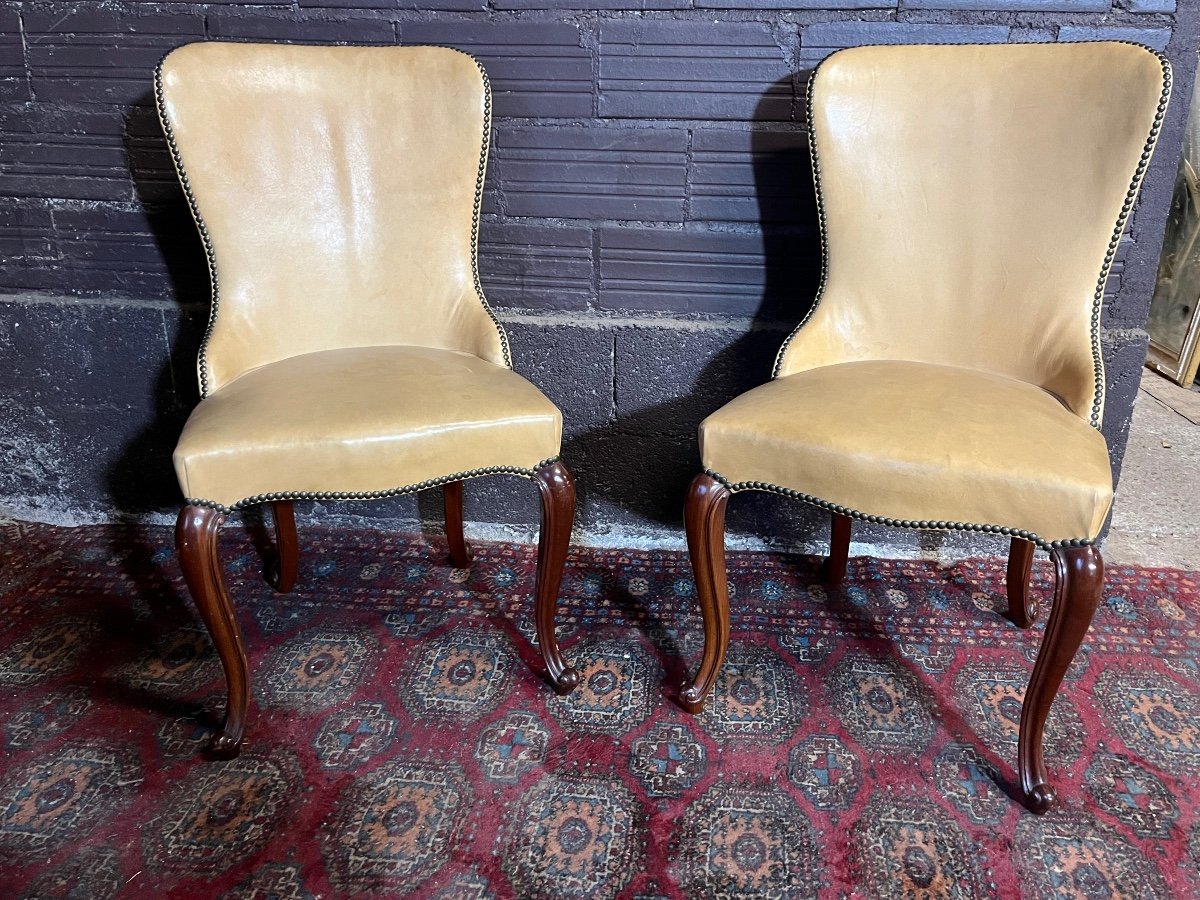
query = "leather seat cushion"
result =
(174, 346, 562, 508)
(699, 361, 1113, 544)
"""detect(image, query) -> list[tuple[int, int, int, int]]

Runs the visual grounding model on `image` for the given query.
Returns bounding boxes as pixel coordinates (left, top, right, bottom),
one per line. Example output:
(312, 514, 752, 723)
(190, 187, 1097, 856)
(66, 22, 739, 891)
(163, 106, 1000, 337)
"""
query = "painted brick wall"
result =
(0, 0, 1197, 555)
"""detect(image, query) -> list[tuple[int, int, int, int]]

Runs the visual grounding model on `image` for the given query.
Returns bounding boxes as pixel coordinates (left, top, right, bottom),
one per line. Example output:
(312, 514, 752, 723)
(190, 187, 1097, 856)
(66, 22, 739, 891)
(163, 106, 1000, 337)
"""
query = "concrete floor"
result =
(1105, 369, 1200, 569)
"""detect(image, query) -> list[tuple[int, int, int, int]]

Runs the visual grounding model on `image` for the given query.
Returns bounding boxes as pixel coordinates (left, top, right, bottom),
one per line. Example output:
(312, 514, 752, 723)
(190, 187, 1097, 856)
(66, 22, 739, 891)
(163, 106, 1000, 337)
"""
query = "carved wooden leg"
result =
(533, 461, 580, 694)
(823, 512, 852, 586)
(264, 501, 298, 593)
(176, 505, 250, 758)
(1006, 537, 1036, 627)
(443, 480, 473, 568)
(680, 473, 732, 714)
(1019, 544, 1103, 813)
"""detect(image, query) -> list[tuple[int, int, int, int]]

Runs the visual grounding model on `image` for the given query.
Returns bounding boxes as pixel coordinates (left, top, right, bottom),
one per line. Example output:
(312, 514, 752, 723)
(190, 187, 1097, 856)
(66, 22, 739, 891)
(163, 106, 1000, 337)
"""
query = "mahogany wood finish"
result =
(443, 480, 473, 568)
(678, 476, 1101, 814)
(1007, 536, 1037, 627)
(679, 473, 732, 714)
(1019, 544, 1103, 813)
(823, 513, 852, 586)
(176, 505, 248, 758)
(533, 461, 581, 695)
(265, 501, 299, 593)
(177, 466, 580, 756)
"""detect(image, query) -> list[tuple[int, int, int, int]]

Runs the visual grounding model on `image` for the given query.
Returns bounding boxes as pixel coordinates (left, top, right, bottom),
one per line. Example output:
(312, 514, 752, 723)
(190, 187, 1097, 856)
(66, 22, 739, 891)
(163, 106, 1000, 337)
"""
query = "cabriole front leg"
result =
(1018, 544, 1103, 813)
(176, 505, 250, 758)
(680, 473, 732, 714)
(533, 461, 580, 695)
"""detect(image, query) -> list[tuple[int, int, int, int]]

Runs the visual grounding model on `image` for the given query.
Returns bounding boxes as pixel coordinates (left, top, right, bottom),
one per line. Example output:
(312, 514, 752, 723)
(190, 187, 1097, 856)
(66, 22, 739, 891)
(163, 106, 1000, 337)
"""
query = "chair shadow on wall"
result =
(91, 91, 281, 728)
(560, 75, 835, 691)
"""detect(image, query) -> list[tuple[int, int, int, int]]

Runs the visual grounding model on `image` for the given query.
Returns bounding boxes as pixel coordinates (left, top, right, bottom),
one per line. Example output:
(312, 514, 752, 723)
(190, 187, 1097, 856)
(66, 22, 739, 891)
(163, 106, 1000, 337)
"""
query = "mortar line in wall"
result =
(159, 308, 180, 402)
(609, 331, 617, 420)
(17, 8, 33, 103)
(0, 290, 1147, 339)
(589, 225, 601, 312)
(0, 292, 207, 313)
(493, 117, 808, 131)
(682, 127, 694, 222)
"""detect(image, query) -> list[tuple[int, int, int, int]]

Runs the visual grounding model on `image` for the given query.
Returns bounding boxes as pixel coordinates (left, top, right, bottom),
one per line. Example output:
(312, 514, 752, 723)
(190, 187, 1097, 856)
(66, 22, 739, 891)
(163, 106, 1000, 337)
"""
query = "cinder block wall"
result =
(1, 1, 1197, 554)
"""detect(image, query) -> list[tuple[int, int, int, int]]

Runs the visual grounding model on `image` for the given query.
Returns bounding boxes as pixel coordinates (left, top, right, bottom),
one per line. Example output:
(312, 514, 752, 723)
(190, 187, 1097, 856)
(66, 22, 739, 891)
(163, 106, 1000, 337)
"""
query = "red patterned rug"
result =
(0, 520, 1198, 898)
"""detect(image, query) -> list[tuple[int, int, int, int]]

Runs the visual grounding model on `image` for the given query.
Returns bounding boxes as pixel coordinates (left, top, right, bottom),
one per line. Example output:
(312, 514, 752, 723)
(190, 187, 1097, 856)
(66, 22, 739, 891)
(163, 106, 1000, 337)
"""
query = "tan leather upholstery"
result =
(174, 347, 561, 508)
(701, 361, 1113, 543)
(776, 43, 1167, 426)
(158, 43, 560, 510)
(701, 42, 1170, 546)
(158, 42, 507, 396)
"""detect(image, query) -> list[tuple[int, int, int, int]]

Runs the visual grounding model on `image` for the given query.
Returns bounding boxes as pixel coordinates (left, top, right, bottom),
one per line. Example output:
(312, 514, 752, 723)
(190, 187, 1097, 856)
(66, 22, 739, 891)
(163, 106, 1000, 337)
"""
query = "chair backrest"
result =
(156, 42, 509, 397)
(775, 42, 1170, 426)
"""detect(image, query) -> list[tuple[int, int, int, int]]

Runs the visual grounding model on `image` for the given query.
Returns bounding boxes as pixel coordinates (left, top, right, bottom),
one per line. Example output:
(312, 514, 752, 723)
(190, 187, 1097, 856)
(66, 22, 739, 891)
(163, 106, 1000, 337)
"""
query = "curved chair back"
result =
(776, 42, 1170, 426)
(156, 43, 508, 396)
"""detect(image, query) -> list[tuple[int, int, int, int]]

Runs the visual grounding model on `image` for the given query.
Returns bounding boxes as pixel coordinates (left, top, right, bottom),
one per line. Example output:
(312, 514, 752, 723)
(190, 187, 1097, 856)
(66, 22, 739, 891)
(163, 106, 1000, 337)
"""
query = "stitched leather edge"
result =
(703, 468, 1093, 552)
(153, 42, 513, 400)
(185, 457, 561, 514)
(770, 41, 1174, 432)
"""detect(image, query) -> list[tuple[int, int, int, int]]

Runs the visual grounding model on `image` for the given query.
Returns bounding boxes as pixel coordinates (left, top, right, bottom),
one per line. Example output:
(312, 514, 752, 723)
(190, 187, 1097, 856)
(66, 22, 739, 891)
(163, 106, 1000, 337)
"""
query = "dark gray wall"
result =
(1, 0, 1197, 552)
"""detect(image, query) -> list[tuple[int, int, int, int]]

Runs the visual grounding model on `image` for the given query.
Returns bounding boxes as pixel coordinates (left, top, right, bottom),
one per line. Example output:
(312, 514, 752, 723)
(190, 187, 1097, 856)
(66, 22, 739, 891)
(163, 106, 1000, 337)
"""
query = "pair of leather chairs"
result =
(157, 40, 1171, 813)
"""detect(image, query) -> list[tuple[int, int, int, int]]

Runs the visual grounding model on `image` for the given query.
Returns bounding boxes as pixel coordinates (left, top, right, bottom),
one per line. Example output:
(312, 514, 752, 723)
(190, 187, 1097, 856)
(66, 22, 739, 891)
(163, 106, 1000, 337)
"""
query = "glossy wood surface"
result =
(679, 473, 732, 714)
(533, 461, 581, 695)
(443, 480, 473, 568)
(1006, 536, 1036, 627)
(824, 512, 852, 586)
(176, 505, 248, 758)
(1019, 544, 1103, 813)
(265, 501, 298, 593)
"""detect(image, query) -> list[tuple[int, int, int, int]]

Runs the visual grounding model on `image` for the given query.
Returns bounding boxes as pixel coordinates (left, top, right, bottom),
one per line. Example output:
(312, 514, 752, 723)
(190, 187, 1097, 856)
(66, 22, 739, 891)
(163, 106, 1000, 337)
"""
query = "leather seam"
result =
(703, 468, 1094, 552)
(770, 40, 1173, 433)
(184, 457, 560, 514)
(153, 42, 513, 400)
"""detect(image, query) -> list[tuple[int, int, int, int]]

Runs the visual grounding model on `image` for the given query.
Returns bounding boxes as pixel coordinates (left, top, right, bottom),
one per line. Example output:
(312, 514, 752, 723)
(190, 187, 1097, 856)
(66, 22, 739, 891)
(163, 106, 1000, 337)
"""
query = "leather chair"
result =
(157, 42, 581, 758)
(679, 42, 1171, 813)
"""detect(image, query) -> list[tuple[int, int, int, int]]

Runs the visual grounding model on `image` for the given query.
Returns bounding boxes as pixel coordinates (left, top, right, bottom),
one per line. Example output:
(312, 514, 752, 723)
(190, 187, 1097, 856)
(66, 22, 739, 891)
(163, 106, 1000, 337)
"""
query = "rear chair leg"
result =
(177, 505, 249, 758)
(265, 500, 298, 593)
(443, 480, 473, 568)
(823, 512, 852, 586)
(1007, 537, 1036, 627)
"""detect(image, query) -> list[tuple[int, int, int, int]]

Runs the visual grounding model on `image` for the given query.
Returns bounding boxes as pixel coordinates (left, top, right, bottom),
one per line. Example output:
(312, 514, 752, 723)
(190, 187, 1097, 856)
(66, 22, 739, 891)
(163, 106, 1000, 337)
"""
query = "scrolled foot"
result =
(208, 731, 242, 760)
(552, 667, 580, 695)
(1025, 782, 1056, 815)
(1009, 599, 1038, 629)
(679, 683, 708, 715)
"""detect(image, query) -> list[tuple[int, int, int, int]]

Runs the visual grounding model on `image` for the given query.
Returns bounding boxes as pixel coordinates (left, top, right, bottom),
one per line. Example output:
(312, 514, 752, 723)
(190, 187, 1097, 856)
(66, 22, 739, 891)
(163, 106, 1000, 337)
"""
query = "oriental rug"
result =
(0, 521, 1197, 898)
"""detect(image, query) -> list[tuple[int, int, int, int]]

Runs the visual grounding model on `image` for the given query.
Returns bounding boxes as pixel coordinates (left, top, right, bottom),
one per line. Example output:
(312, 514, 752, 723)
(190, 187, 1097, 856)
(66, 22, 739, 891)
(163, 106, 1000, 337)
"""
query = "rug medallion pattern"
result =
(0, 523, 1197, 897)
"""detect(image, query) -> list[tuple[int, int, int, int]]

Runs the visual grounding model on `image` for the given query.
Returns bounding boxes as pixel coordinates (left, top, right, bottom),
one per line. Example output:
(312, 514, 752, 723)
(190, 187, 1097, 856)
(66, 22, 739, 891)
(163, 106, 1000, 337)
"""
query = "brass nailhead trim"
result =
(771, 41, 1173, 433)
(154, 43, 513, 400)
(188, 457, 560, 514)
(704, 469, 1093, 552)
